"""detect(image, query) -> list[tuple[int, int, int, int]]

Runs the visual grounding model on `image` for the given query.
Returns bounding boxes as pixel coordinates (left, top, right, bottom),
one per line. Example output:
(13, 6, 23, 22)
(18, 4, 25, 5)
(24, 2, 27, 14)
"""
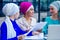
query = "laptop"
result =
(47, 25, 60, 40)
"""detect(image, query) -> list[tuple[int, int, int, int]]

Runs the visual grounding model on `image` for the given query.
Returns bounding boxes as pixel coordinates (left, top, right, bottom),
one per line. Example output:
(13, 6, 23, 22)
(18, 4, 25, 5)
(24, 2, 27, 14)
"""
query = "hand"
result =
(18, 35, 26, 40)
(37, 29, 42, 32)
(32, 31, 40, 35)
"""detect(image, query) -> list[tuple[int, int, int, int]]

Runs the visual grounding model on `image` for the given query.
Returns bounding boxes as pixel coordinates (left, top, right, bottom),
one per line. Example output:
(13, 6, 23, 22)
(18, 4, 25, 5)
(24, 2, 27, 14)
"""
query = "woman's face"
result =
(14, 12, 20, 19)
(50, 6, 58, 16)
(26, 8, 34, 17)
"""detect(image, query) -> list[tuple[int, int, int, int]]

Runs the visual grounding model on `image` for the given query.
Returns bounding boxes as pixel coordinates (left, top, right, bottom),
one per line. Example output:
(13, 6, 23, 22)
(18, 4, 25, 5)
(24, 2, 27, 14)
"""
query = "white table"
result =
(24, 33, 44, 40)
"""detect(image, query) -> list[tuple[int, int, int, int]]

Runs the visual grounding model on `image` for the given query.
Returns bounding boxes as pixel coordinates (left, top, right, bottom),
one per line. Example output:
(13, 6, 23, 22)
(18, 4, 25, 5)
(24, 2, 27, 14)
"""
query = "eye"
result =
(50, 8, 54, 10)
(30, 8, 34, 11)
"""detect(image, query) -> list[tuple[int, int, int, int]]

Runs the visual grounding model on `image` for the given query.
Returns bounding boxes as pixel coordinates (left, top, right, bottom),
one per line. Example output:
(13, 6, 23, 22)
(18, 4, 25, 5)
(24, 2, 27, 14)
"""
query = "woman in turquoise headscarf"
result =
(43, 1, 60, 35)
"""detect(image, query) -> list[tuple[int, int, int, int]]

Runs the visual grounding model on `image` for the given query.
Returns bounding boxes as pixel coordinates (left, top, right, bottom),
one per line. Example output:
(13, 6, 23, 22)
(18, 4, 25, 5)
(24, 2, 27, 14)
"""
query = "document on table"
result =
(24, 22, 47, 36)
(24, 33, 44, 39)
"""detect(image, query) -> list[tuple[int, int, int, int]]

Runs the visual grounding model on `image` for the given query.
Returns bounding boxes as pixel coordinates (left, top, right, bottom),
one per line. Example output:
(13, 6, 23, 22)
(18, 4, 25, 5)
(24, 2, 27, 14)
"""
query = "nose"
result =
(50, 9, 53, 13)
(32, 10, 34, 13)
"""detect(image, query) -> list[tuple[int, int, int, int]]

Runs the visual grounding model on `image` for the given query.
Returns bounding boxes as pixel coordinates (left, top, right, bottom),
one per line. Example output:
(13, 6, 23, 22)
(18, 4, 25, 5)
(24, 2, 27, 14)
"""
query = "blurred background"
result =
(0, 0, 60, 25)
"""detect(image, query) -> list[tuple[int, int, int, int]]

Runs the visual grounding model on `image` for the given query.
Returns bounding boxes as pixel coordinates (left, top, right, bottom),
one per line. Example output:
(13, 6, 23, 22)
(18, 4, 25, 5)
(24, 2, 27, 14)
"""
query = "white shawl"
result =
(5, 16, 16, 39)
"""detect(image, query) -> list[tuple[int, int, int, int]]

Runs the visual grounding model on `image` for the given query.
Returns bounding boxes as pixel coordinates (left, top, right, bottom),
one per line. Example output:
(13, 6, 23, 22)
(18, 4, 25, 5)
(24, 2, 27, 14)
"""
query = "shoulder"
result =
(1, 21, 7, 31)
(45, 16, 53, 24)
(31, 17, 36, 21)
(1, 21, 6, 27)
(45, 16, 51, 21)
(45, 16, 50, 20)
(17, 17, 24, 22)
(16, 17, 25, 26)
(16, 17, 23, 22)
(31, 17, 37, 24)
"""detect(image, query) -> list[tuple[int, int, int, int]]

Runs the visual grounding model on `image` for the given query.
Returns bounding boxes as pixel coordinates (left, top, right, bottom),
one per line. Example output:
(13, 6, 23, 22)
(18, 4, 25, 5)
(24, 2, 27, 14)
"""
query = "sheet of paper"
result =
(33, 22, 47, 31)
(24, 22, 47, 36)
(24, 33, 44, 39)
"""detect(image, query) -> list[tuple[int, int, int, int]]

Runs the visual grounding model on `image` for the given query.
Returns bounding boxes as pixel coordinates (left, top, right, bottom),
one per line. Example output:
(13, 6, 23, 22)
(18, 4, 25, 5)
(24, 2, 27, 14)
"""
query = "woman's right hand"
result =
(32, 31, 40, 35)
(18, 35, 26, 40)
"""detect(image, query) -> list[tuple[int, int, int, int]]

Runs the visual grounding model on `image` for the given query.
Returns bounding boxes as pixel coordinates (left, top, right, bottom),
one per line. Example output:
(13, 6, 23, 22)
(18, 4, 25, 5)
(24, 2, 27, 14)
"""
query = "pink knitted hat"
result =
(20, 2, 34, 15)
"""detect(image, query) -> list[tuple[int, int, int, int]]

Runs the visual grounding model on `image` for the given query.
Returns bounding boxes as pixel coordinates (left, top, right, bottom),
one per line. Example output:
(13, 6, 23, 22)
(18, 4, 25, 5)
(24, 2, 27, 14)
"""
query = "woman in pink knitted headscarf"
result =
(16, 2, 40, 36)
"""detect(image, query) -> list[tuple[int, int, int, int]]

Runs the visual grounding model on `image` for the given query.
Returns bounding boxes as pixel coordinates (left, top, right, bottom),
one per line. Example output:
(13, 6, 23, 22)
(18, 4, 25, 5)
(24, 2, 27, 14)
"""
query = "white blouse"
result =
(16, 17, 37, 31)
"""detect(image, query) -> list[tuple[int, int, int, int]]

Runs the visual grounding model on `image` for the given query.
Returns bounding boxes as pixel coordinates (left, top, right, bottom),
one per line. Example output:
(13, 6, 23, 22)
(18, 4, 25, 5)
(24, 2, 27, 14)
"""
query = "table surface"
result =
(24, 33, 44, 40)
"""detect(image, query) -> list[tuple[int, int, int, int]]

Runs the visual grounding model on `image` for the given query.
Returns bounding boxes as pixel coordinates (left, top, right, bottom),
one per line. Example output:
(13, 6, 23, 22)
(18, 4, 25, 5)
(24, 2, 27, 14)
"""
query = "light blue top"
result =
(42, 16, 60, 35)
